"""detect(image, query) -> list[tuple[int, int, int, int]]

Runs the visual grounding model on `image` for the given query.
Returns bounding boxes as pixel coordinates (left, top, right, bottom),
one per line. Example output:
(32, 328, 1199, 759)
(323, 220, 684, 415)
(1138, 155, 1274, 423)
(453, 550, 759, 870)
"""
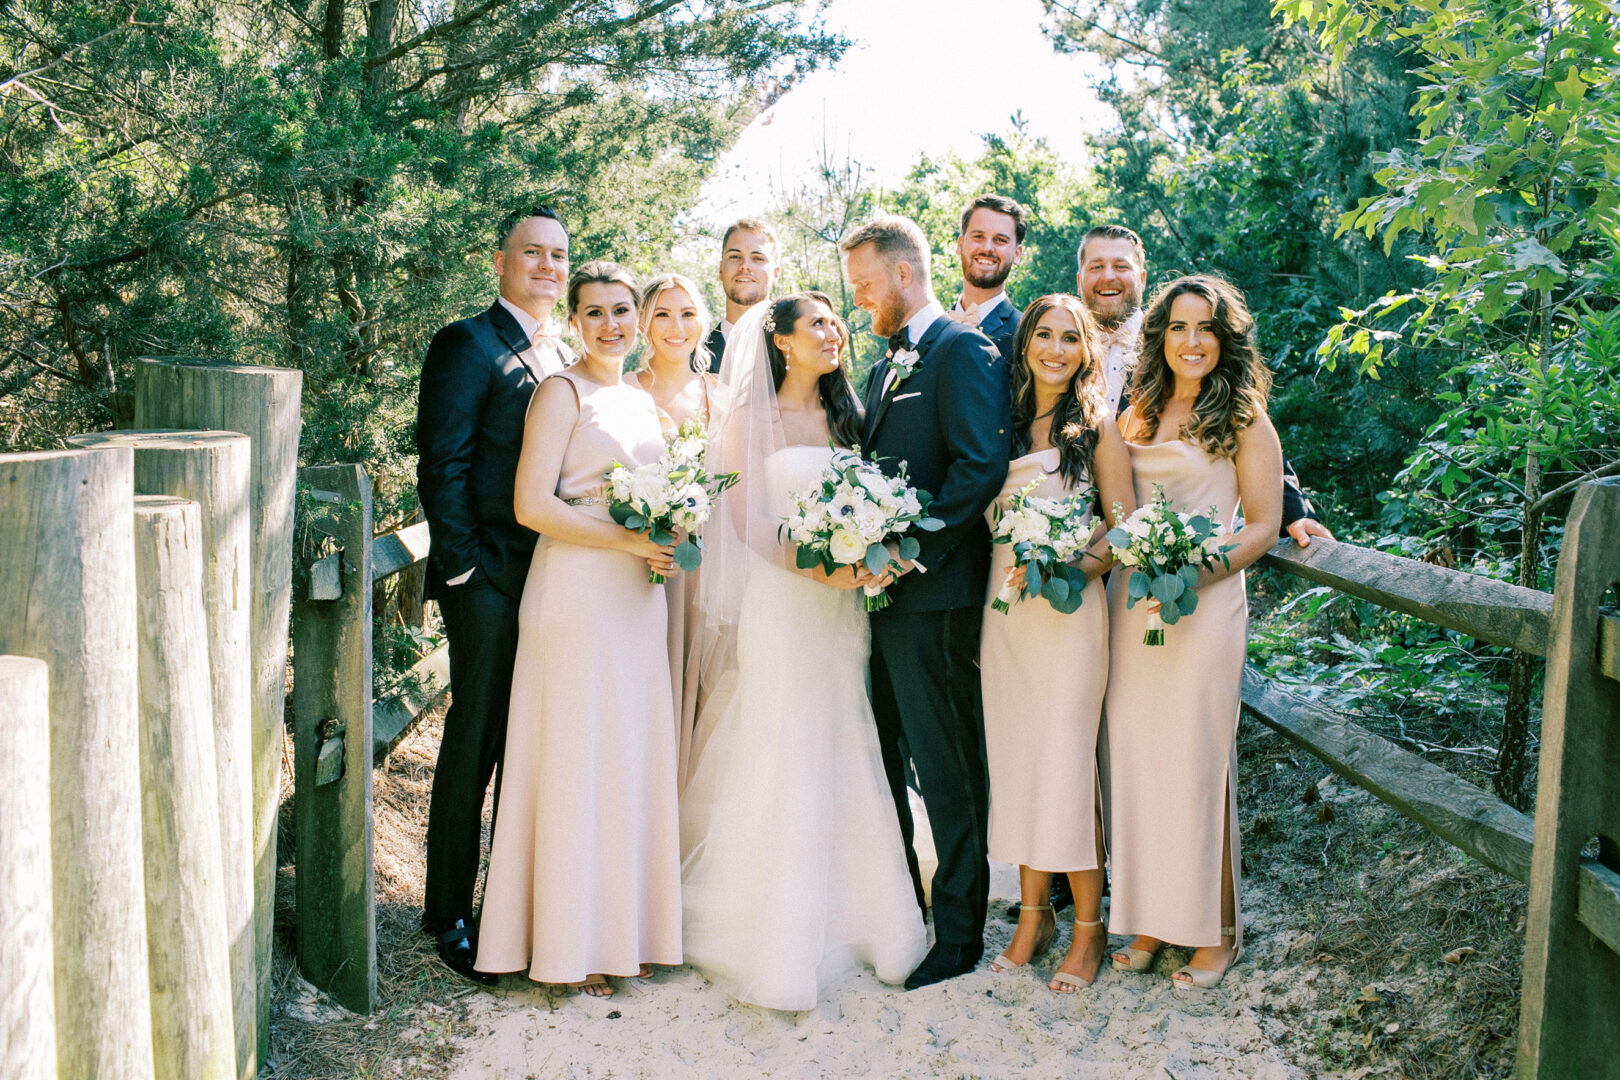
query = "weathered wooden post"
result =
(0, 656, 56, 1080)
(0, 447, 154, 1080)
(134, 359, 301, 1068)
(292, 464, 378, 1013)
(133, 495, 238, 1078)
(68, 429, 256, 1071)
(1519, 478, 1620, 1078)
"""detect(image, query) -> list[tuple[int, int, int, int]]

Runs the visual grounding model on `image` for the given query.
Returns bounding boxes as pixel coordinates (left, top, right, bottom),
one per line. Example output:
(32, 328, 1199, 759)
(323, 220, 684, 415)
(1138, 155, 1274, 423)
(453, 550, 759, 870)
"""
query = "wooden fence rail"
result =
(1247, 479, 1620, 1080)
(292, 469, 448, 1013)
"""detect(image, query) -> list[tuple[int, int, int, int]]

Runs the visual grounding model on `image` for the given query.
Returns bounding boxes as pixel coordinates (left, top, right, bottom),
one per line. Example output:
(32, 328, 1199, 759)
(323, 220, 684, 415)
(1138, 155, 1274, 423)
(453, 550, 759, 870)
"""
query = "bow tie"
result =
(887, 331, 911, 356)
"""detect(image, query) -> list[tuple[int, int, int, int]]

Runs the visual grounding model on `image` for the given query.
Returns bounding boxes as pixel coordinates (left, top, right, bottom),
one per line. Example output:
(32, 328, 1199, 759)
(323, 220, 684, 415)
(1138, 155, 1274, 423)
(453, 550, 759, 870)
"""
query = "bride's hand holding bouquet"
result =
(1106, 483, 1237, 645)
(606, 417, 739, 583)
(781, 446, 944, 611)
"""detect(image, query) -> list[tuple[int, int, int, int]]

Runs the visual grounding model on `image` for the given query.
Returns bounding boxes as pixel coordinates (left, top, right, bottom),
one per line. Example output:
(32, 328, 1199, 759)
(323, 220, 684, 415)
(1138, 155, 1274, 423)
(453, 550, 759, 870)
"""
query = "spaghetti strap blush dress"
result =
(979, 448, 1109, 873)
(1102, 437, 1246, 950)
(475, 369, 683, 981)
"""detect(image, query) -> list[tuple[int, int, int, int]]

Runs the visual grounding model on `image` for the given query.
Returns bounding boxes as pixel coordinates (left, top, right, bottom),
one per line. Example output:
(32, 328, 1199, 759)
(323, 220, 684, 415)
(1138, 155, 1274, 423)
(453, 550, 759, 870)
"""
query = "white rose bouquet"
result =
(1105, 483, 1237, 645)
(988, 479, 1098, 615)
(781, 447, 944, 612)
(606, 418, 739, 584)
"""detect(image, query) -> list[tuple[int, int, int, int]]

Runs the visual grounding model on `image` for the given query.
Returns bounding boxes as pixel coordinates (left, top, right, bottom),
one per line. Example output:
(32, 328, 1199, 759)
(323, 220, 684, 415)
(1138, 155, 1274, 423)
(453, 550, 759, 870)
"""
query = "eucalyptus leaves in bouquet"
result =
(781, 447, 944, 612)
(1106, 485, 1236, 645)
(606, 419, 739, 583)
(989, 478, 1098, 614)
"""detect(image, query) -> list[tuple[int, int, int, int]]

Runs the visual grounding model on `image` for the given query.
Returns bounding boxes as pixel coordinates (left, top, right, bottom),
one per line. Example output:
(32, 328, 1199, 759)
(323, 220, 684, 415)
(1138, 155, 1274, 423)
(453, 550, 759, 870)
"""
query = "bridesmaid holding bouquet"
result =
(1104, 275, 1283, 991)
(475, 261, 683, 997)
(635, 272, 721, 791)
(980, 294, 1135, 992)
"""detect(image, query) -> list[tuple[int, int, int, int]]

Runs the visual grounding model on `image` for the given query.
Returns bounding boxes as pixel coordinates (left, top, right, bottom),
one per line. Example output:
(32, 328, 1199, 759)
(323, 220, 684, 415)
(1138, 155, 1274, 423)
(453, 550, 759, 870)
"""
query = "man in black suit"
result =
(704, 218, 781, 372)
(416, 205, 571, 983)
(842, 215, 1012, 989)
(945, 194, 1026, 360)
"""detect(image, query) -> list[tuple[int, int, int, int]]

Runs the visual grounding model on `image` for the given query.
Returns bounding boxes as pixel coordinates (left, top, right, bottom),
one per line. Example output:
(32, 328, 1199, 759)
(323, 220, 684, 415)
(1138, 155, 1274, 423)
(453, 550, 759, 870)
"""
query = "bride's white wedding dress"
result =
(679, 444, 927, 1011)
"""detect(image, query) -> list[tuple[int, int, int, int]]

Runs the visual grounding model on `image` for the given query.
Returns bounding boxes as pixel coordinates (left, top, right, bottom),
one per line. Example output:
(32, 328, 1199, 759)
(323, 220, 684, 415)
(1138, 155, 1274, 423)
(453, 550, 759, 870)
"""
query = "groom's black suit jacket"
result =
(416, 301, 548, 601)
(861, 314, 1012, 613)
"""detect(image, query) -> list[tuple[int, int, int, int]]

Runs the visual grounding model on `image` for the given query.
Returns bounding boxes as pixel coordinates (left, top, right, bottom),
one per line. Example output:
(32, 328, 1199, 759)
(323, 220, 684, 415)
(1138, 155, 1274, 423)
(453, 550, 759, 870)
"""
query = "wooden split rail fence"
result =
(290, 463, 449, 1015)
(1243, 478, 1620, 1079)
(0, 359, 300, 1080)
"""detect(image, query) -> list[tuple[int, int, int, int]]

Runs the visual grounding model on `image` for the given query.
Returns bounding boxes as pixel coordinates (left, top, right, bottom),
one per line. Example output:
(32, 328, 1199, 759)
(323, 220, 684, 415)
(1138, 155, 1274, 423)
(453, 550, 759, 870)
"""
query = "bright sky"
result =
(692, 0, 1115, 228)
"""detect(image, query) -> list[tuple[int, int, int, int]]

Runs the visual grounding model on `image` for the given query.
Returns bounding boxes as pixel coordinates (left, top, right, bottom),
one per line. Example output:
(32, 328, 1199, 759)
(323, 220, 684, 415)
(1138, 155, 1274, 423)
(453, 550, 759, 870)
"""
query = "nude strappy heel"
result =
(989, 903, 1054, 973)
(1171, 927, 1241, 991)
(1050, 918, 1105, 993)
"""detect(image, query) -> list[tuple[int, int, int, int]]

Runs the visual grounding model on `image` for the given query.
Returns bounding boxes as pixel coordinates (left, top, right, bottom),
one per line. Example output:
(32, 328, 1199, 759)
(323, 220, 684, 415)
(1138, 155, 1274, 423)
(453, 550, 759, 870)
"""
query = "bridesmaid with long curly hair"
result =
(1103, 274, 1282, 991)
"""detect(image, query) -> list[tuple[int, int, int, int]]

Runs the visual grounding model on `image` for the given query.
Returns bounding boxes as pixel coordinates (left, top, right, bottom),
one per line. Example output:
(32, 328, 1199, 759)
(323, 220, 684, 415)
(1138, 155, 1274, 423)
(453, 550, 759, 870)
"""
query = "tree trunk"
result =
(69, 430, 257, 1078)
(133, 360, 303, 1071)
(0, 446, 154, 1080)
(133, 495, 238, 1079)
(0, 655, 57, 1080)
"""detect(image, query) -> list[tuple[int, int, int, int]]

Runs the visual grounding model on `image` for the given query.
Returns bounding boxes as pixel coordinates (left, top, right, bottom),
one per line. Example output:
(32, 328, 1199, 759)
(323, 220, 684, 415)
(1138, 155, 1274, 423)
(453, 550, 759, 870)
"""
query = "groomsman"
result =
(704, 217, 782, 372)
(945, 193, 1026, 360)
(1076, 222, 1333, 546)
(416, 206, 571, 984)
(843, 215, 1011, 989)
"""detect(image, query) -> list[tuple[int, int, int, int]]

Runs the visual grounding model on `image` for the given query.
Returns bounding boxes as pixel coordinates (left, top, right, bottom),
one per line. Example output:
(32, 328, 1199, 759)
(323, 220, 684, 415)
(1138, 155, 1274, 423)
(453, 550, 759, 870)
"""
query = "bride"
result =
(679, 292, 928, 1011)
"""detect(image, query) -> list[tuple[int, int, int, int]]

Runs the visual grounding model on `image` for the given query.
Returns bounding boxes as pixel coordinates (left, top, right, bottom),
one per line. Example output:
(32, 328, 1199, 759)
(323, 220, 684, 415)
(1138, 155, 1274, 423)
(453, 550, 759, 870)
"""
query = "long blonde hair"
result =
(1131, 274, 1271, 459)
(638, 272, 715, 373)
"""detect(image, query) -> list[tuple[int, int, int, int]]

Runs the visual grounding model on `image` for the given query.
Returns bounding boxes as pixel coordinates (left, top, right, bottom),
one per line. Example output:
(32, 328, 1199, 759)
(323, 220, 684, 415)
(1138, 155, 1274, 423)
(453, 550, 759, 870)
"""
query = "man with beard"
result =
(703, 218, 782, 372)
(843, 215, 1010, 989)
(945, 194, 1025, 360)
(416, 205, 571, 984)
(1077, 223, 1332, 545)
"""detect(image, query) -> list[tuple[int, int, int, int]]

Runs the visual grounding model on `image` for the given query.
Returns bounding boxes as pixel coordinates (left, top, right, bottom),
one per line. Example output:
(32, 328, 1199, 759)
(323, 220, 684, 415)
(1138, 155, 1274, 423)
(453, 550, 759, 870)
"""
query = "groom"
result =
(842, 216, 1011, 989)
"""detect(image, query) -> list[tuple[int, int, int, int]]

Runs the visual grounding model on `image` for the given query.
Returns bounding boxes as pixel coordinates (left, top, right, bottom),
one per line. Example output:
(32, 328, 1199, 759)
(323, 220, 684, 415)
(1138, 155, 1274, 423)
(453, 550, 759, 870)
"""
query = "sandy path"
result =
(446, 860, 1300, 1080)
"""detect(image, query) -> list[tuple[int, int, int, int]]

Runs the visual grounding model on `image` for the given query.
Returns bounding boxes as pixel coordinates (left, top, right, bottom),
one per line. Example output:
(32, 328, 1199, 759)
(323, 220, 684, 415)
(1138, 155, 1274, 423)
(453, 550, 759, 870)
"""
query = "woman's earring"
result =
(782, 348, 792, 371)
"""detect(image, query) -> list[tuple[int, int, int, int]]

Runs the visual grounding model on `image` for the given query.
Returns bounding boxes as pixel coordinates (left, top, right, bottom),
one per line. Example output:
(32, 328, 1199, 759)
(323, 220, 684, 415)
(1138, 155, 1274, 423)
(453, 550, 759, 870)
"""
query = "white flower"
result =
(630, 469, 668, 508)
(829, 528, 868, 564)
(677, 484, 710, 523)
(1202, 534, 1225, 557)
(858, 470, 895, 501)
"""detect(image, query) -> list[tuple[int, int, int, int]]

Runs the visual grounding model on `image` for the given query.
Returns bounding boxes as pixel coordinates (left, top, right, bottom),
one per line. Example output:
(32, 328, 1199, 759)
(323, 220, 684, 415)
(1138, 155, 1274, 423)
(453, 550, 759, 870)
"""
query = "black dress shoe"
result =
(903, 942, 983, 990)
(433, 918, 497, 987)
(1007, 874, 1076, 919)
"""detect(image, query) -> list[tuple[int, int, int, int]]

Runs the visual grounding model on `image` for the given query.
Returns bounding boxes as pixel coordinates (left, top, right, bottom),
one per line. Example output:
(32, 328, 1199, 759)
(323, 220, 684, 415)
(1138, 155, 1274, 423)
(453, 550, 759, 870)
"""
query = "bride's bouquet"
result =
(606, 418, 739, 583)
(989, 479, 1097, 615)
(1106, 484, 1237, 645)
(781, 447, 944, 612)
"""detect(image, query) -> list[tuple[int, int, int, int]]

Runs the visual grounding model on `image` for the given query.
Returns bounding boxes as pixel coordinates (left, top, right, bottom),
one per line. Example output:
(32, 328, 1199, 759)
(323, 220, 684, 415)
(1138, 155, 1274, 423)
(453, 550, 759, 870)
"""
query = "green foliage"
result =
(1041, 0, 1435, 520)
(0, 0, 842, 525)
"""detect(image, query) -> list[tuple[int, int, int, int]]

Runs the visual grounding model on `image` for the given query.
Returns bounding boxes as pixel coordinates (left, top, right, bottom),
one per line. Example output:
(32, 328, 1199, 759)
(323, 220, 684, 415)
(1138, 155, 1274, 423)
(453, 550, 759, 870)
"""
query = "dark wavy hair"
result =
(1009, 294, 1109, 487)
(1132, 274, 1271, 459)
(763, 291, 863, 449)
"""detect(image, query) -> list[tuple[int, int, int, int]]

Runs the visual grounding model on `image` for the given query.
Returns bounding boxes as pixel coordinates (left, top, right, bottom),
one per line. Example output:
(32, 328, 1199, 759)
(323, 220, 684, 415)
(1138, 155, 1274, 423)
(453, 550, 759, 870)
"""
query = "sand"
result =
(444, 851, 1301, 1080)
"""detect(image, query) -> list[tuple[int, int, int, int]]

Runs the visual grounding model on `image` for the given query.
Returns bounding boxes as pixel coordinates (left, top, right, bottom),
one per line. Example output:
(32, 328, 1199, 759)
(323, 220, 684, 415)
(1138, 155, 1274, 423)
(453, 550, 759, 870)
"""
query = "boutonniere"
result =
(886, 348, 921, 391)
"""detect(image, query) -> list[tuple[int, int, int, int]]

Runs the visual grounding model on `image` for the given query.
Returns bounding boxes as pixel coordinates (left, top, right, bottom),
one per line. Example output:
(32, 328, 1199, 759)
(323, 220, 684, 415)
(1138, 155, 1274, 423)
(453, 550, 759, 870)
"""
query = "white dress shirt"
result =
(1098, 308, 1141, 416)
(880, 300, 946, 397)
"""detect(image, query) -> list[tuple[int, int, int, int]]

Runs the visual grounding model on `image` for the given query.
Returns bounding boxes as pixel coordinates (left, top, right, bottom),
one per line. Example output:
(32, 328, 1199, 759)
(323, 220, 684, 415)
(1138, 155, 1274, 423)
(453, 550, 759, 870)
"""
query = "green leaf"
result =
(1128, 570, 1150, 599)
(897, 536, 920, 561)
(1555, 67, 1586, 108)
(864, 543, 890, 576)
(1149, 573, 1186, 605)
(796, 545, 821, 570)
(1042, 576, 1070, 604)
(918, 516, 945, 532)
(1179, 564, 1200, 588)
(672, 539, 702, 571)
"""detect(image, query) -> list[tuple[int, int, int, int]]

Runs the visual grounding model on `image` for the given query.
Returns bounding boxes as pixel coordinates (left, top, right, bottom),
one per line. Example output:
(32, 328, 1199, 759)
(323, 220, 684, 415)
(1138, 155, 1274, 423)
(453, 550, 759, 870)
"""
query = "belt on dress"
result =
(564, 496, 611, 507)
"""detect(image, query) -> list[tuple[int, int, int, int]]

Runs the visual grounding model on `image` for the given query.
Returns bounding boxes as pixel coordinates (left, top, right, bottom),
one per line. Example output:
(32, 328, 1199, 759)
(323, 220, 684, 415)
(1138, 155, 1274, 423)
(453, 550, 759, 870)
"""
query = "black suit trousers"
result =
(424, 571, 520, 922)
(869, 607, 991, 950)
